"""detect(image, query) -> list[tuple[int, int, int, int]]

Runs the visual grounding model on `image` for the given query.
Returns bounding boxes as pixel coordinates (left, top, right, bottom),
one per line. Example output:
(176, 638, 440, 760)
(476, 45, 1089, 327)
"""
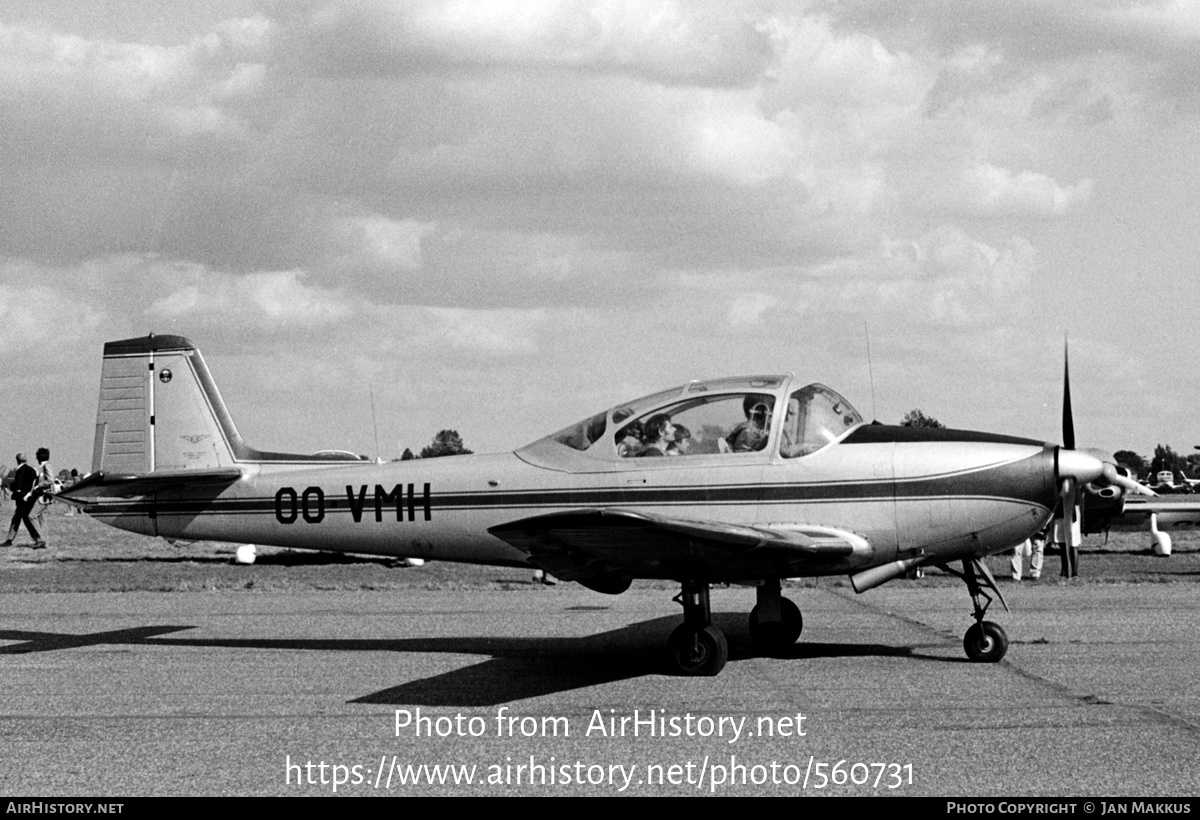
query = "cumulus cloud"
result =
(682, 91, 792, 185)
(757, 17, 934, 216)
(878, 226, 1037, 324)
(294, 0, 772, 85)
(956, 164, 1094, 216)
(777, 225, 1037, 328)
(0, 16, 273, 165)
(727, 291, 776, 326)
(0, 284, 104, 353)
(337, 215, 435, 271)
(139, 261, 546, 357)
(146, 269, 354, 327)
(409, 306, 546, 355)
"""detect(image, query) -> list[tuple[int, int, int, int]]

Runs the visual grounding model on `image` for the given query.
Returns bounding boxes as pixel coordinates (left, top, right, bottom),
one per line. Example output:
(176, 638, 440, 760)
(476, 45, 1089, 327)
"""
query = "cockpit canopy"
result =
(526, 375, 863, 467)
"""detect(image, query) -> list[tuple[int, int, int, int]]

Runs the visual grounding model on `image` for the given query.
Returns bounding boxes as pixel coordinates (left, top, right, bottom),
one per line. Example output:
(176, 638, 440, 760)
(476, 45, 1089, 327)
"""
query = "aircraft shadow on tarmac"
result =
(0, 613, 960, 704)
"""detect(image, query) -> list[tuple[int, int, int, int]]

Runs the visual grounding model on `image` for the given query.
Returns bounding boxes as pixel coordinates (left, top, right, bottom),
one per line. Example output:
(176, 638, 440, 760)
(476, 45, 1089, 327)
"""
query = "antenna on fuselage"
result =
(369, 383, 381, 463)
(863, 321, 877, 422)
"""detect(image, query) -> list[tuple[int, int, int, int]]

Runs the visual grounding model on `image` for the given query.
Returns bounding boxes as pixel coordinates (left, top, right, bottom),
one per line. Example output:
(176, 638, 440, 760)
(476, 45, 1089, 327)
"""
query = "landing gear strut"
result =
(668, 579, 728, 676)
(748, 578, 803, 654)
(944, 558, 1009, 663)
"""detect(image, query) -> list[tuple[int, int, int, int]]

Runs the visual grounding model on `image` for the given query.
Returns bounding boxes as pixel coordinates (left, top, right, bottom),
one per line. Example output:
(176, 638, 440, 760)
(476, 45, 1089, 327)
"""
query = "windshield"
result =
(780, 384, 863, 458)
(537, 376, 793, 458)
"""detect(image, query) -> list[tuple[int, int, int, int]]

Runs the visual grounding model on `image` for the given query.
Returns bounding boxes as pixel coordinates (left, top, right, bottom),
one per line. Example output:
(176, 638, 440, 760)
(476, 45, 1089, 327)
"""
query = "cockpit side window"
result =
(614, 394, 776, 457)
(780, 384, 863, 458)
(550, 411, 607, 452)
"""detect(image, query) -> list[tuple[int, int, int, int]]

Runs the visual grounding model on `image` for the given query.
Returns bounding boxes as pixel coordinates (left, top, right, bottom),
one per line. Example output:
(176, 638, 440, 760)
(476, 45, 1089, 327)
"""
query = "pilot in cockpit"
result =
(636, 414, 676, 457)
(726, 395, 773, 452)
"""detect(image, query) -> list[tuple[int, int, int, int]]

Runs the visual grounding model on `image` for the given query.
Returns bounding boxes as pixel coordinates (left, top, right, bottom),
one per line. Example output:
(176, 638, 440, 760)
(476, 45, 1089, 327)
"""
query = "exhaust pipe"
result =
(850, 556, 926, 593)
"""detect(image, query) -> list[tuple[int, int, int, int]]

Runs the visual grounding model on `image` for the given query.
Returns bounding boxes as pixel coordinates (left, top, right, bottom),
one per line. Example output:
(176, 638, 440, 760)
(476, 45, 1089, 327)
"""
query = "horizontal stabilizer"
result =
(59, 467, 243, 500)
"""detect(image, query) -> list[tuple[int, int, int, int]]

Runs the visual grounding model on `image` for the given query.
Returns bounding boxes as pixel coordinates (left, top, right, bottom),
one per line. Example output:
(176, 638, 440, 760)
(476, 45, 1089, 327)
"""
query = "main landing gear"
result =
(667, 578, 803, 676)
(943, 558, 1009, 663)
(668, 580, 728, 676)
(748, 578, 803, 655)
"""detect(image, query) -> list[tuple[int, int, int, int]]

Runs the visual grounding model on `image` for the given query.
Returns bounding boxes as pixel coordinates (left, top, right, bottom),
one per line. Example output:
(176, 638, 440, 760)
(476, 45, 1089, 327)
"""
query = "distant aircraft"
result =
(1082, 472, 1200, 556)
(1146, 470, 1185, 494)
(1144, 470, 1199, 495)
(60, 335, 1146, 676)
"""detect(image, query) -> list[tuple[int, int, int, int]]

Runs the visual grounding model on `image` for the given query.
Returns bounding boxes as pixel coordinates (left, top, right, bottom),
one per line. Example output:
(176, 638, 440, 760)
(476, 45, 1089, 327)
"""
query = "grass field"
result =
(2, 502, 1197, 594)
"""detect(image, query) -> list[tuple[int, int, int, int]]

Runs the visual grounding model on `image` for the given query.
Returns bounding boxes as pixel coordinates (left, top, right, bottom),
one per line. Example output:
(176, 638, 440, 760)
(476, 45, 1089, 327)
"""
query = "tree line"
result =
(396, 429, 473, 461)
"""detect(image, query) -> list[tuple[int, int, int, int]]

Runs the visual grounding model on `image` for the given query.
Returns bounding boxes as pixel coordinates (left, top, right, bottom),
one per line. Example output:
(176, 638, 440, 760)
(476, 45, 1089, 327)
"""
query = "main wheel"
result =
(748, 597, 803, 653)
(667, 624, 729, 676)
(963, 621, 1008, 663)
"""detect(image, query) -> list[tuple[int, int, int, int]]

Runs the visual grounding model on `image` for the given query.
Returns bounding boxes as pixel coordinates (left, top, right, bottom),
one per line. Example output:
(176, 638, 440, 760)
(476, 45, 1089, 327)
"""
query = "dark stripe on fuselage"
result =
(842, 424, 1044, 447)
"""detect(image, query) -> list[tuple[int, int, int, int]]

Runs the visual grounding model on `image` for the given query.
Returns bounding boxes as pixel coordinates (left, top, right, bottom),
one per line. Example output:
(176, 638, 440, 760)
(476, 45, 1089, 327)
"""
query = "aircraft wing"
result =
(58, 468, 244, 501)
(488, 509, 868, 583)
(1104, 496, 1200, 531)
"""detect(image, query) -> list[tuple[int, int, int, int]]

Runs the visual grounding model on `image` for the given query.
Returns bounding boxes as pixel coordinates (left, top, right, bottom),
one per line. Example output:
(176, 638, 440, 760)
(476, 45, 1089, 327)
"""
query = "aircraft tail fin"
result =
(92, 335, 241, 474)
(92, 334, 365, 474)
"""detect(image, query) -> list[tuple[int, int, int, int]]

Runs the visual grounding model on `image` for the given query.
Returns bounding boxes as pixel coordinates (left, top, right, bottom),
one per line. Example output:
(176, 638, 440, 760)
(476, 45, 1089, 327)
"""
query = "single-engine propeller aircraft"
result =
(61, 334, 1148, 676)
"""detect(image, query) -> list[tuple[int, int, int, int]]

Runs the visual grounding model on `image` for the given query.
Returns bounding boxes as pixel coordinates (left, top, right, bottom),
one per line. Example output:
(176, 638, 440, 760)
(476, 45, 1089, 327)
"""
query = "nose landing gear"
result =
(943, 558, 1010, 663)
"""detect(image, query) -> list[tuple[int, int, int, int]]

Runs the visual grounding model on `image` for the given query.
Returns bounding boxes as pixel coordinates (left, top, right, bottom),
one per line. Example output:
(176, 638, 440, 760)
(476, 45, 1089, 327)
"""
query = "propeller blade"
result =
(1062, 336, 1075, 451)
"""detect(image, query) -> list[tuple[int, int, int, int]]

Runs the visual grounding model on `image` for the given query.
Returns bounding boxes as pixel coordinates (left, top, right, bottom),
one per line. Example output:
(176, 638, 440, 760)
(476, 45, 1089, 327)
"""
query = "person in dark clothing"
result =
(3, 453, 45, 548)
(636, 414, 676, 457)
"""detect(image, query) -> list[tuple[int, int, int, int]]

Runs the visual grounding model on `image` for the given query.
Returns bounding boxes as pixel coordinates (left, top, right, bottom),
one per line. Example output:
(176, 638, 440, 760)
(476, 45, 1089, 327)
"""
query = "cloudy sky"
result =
(2, 0, 1197, 472)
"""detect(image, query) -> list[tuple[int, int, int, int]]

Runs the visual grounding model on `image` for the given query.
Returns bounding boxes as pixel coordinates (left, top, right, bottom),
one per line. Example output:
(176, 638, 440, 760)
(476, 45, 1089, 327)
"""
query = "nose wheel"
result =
(964, 621, 1008, 662)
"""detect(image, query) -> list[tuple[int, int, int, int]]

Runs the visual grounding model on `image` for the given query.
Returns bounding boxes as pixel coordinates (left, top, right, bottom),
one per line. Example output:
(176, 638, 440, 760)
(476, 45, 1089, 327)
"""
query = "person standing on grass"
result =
(32, 447, 56, 535)
(3, 453, 45, 549)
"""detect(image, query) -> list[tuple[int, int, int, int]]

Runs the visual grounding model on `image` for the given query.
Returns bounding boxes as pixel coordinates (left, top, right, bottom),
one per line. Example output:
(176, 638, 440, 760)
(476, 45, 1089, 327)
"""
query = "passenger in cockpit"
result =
(726, 396, 772, 453)
(667, 424, 692, 456)
(636, 414, 676, 457)
(616, 420, 645, 457)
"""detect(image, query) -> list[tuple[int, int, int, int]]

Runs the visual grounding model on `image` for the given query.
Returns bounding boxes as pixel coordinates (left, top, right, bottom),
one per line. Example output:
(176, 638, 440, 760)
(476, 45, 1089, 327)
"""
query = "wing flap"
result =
(489, 509, 869, 582)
